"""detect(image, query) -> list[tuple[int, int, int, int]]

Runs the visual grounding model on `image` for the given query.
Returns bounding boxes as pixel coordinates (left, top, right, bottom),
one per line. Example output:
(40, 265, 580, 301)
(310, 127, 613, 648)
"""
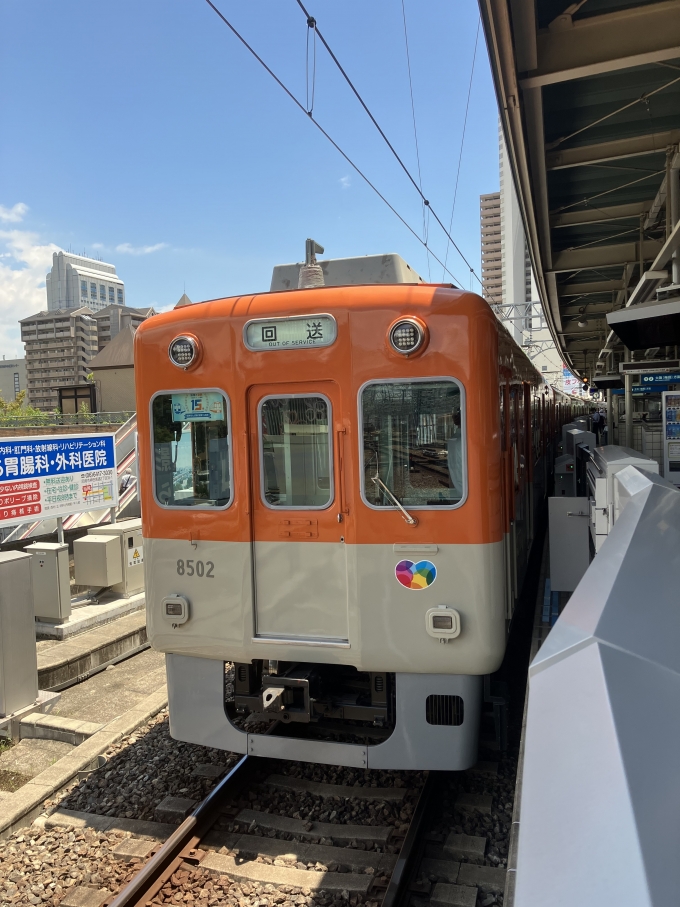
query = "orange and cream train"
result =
(135, 252, 583, 770)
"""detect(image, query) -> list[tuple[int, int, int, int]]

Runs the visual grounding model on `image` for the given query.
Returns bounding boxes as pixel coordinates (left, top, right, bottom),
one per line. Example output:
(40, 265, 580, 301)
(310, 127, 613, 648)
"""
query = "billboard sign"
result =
(562, 368, 582, 395)
(0, 434, 117, 528)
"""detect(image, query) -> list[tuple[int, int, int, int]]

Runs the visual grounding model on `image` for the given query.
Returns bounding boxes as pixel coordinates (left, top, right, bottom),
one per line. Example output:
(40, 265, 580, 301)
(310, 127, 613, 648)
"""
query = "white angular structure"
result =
(515, 466, 680, 906)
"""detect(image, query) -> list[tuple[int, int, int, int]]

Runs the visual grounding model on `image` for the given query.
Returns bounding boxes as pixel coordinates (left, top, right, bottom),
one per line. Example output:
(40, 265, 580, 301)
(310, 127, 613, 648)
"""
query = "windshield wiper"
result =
(371, 475, 418, 526)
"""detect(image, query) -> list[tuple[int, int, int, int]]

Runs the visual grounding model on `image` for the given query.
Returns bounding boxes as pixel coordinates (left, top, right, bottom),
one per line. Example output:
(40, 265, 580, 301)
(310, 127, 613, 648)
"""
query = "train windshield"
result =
(362, 380, 464, 508)
(260, 395, 333, 509)
(152, 391, 231, 508)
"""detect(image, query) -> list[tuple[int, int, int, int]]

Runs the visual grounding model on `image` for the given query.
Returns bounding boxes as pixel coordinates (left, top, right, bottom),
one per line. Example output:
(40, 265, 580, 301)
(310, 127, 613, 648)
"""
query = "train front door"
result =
(248, 382, 350, 643)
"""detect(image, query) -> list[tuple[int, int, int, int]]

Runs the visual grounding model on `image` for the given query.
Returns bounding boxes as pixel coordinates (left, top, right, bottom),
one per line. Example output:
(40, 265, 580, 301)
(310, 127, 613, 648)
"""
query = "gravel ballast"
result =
(49, 709, 240, 821)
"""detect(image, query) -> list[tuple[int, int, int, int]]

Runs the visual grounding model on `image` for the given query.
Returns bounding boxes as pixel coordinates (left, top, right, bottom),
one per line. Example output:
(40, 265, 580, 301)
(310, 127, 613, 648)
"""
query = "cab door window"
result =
(152, 391, 231, 508)
(259, 395, 333, 509)
(361, 379, 465, 509)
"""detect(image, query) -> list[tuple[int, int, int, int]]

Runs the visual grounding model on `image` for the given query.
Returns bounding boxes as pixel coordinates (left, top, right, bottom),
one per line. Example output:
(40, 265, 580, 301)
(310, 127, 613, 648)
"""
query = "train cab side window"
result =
(260, 395, 333, 509)
(152, 391, 231, 508)
(361, 380, 464, 509)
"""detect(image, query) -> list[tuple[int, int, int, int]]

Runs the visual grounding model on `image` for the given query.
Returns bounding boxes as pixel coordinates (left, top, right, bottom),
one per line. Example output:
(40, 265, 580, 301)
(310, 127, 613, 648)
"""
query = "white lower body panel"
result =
(165, 653, 481, 771)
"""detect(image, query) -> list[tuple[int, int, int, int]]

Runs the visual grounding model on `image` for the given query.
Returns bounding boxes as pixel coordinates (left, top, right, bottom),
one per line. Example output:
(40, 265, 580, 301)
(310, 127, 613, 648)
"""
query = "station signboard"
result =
(0, 433, 118, 528)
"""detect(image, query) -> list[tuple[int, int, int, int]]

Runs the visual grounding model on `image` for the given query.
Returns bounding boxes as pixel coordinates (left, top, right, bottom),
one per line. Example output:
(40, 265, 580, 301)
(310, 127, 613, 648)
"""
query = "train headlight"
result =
(168, 335, 200, 369)
(388, 318, 427, 355)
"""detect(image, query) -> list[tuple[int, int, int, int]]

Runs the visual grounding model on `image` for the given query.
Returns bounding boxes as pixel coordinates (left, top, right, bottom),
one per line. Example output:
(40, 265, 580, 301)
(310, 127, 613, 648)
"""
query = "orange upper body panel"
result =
(135, 284, 537, 546)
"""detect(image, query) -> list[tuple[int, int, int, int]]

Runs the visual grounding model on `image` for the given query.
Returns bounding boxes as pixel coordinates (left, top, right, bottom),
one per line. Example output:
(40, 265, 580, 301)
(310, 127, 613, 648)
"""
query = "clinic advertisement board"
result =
(0, 434, 118, 528)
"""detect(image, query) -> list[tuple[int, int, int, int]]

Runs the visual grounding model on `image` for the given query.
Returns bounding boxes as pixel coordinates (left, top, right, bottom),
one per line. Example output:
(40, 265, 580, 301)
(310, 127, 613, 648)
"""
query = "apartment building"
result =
(480, 192, 502, 306)
(480, 125, 566, 385)
(20, 308, 99, 410)
(93, 304, 156, 352)
(45, 251, 125, 313)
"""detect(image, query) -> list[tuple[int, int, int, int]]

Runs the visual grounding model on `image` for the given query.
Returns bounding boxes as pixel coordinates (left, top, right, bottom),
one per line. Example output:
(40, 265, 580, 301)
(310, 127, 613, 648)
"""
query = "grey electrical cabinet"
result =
(74, 534, 123, 588)
(0, 551, 38, 717)
(549, 497, 591, 592)
(24, 542, 71, 622)
(554, 454, 575, 497)
(87, 518, 144, 596)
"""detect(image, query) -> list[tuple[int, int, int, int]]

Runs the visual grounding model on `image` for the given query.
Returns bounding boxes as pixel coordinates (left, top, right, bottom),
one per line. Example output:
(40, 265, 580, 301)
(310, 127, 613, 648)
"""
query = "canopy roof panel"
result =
(478, 0, 680, 376)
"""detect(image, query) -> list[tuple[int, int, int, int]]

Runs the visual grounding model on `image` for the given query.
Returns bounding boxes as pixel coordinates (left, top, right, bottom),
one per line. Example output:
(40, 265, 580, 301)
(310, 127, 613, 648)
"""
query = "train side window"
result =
(151, 391, 231, 509)
(259, 395, 333, 509)
(361, 379, 465, 509)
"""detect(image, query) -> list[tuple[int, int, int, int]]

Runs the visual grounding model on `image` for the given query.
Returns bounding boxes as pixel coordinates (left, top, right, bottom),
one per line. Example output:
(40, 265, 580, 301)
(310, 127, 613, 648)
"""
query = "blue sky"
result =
(0, 0, 500, 357)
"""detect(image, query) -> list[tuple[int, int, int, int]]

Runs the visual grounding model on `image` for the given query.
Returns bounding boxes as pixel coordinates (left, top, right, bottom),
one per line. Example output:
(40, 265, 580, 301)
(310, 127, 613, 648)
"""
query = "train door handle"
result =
(336, 428, 349, 515)
(567, 511, 588, 517)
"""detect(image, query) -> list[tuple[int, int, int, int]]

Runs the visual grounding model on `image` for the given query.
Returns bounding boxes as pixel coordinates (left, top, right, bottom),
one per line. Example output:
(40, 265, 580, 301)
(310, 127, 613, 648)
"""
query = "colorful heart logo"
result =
(395, 559, 437, 590)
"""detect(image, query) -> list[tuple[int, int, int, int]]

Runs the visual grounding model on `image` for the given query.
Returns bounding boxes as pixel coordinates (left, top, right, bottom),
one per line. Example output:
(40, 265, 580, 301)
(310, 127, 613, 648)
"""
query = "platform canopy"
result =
(478, 0, 680, 378)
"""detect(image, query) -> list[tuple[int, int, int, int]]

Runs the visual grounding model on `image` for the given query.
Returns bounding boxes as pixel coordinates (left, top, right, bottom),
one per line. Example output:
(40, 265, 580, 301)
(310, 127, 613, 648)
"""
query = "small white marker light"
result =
(426, 606, 461, 641)
(162, 594, 189, 627)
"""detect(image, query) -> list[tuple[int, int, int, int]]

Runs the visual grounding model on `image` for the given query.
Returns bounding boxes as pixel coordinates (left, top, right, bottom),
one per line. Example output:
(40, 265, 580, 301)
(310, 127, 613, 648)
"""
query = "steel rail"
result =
(381, 771, 439, 907)
(106, 753, 257, 907)
(104, 738, 436, 907)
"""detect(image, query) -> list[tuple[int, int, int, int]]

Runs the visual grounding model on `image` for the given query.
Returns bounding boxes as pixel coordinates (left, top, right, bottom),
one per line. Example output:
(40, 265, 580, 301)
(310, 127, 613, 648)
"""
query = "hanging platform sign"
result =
(640, 373, 680, 385)
(244, 314, 337, 351)
(0, 433, 117, 528)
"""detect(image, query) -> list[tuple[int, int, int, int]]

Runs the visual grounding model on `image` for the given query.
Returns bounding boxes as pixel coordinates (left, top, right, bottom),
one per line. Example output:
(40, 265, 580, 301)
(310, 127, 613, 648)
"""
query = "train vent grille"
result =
(425, 694, 464, 726)
(237, 666, 248, 683)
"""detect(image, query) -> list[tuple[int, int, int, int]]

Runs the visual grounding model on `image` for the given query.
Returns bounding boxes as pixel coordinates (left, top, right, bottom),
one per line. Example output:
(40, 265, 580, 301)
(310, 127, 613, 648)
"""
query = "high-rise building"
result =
(92, 305, 156, 352)
(20, 308, 99, 410)
(45, 251, 125, 313)
(480, 192, 502, 306)
(480, 125, 565, 386)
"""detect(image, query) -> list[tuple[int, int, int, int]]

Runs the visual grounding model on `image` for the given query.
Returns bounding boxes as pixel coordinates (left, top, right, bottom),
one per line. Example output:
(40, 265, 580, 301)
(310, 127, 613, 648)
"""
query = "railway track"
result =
(91, 755, 436, 907)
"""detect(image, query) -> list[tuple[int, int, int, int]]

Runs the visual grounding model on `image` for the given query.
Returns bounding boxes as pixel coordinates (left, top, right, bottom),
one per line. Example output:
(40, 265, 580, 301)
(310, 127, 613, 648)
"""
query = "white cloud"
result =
(0, 228, 60, 358)
(339, 176, 351, 190)
(0, 202, 29, 223)
(116, 242, 167, 256)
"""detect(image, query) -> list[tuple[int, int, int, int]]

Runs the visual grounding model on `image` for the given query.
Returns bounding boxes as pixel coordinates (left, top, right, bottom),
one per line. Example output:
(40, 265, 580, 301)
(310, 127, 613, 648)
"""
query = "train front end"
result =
(135, 276, 505, 769)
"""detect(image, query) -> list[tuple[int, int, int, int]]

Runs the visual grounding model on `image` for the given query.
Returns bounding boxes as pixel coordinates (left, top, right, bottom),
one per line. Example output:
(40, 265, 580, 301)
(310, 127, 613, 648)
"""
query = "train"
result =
(135, 249, 586, 770)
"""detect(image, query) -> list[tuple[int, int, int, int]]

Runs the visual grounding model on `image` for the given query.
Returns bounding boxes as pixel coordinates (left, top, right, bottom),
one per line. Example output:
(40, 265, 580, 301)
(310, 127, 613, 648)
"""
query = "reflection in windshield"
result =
(362, 381, 463, 508)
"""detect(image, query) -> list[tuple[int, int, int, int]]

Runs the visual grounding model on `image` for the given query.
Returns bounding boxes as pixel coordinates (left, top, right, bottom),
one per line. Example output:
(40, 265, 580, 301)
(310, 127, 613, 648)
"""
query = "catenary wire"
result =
(442, 17, 480, 280)
(400, 0, 430, 280)
(291, 0, 492, 297)
(202, 0, 465, 286)
(305, 14, 316, 113)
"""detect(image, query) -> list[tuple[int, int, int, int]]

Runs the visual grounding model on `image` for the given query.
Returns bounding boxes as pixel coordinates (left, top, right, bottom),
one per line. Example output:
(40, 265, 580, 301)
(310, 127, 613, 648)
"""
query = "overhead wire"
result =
(305, 15, 317, 113)
(400, 0, 430, 280)
(292, 0, 493, 298)
(202, 0, 465, 286)
(442, 17, 480, 281)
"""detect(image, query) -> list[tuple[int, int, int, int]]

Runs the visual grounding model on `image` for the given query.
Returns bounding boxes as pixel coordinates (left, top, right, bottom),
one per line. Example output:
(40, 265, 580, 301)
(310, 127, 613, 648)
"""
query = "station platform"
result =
(37, 606, 147, 691)
(35, 590, 145, 641)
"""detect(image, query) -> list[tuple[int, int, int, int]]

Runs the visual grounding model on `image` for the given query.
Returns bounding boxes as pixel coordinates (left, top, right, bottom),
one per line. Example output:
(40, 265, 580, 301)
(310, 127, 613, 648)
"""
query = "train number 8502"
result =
(176, 559, 215, 578)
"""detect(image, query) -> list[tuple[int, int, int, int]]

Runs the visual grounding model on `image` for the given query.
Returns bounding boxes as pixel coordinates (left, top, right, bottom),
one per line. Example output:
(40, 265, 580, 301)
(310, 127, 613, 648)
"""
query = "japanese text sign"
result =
(172, 392, 224, 422)
(0, 434, 118, 528)
(244, 314, 337, 351)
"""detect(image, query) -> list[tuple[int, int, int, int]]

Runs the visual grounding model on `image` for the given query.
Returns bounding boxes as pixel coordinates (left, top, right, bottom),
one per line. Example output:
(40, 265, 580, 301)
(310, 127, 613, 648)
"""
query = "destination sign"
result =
(640, 373, 680, 385)
(244, 314, 337, 351)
